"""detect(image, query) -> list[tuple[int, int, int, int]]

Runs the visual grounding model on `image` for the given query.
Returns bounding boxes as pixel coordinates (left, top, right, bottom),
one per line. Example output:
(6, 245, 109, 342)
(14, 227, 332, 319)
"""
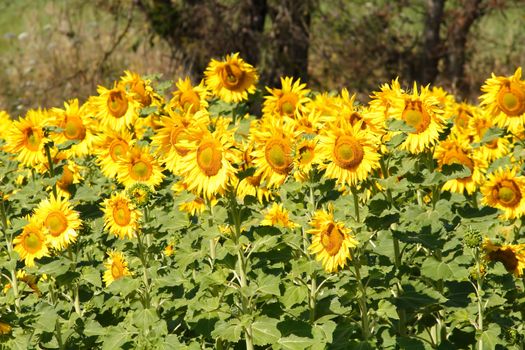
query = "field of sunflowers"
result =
(1, 53, 525, 349)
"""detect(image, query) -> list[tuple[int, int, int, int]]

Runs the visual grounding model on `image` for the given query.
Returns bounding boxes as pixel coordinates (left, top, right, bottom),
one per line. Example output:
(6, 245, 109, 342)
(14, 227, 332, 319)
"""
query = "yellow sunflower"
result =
(481, 167, 525, 220)
(178, 195, 217, 216)
(263, 77, 311, 119)
(204, 52, 258, 103)
(317, 120, 381, 189)
(3, 109, 51, 167)
(177, 118, 240, 199)
(169, 77, 209, 113)
(434, 136, 487, 195)
(479, 67, 525, 133)
(102, 192, 141, 239)
(34, 194, 81, 251)
(234, 141, 274, 203)
(293, 137, 321, 182)
(0, 320, 12, 335)
(0, 110, 12, 141)
(307, 92, 340, 119)
(117, 144, 165, 189)
(447, 102, 478, 136)
(120, 70, 161, 107)
(56, 160, 84, 198)
(90, 83, 139, 132)
(368, 78, 404, 120)
(388, 82, 446, 154)
(260, 203, 298, 229)
(483, 239, 525, 277)
(468, 110, 510, 162)
(94, 127, 133, 179)
(13, 218, 50, 267)
(308, 204, 359, 273)
(103, 250, 132, 286)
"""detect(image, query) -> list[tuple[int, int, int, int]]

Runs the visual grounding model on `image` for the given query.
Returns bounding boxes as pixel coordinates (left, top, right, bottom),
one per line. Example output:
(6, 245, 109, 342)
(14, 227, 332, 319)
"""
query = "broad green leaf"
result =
(278, 335, 316, 349)
(102, 329, 131, 350)
(421, 258, 469, 281)
(479, 323, 503, 350)
(256, 274, 281, 297)
(211, 319, 243, 342)
(252, 317, 281, 346)
(280, 285, 308, 309)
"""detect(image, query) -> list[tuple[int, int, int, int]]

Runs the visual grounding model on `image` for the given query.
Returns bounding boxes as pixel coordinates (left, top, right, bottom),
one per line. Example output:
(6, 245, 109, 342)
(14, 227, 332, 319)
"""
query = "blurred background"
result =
(1, 0, 524, 116)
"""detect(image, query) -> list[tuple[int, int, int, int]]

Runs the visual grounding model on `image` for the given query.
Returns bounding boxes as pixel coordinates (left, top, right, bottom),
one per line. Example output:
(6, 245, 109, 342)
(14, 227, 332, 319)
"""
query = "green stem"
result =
(474, 247, 484, 350)
(44, 143, 58, 198)
(49, 281, 65, 350)
(309, 273, 317, 324)
(67, 249, 82, 315)
(352, 256, 370, 340)
(351, 186, 360, 223)
(137, 232, 151, 309)
(1, 199, 20, 312)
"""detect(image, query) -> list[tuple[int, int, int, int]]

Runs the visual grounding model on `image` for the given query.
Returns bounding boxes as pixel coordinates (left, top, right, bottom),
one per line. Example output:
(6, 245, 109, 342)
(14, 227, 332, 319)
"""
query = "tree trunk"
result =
(418, 0, 445, 85)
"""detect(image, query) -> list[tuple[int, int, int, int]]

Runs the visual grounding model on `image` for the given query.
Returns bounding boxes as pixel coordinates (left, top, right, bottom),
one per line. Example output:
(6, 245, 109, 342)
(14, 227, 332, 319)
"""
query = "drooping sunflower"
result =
(481, 167, 525, 220)
(388, 82, 446, 154)
(434, 135, 487, 195)
(204, 53, 258, 103)
(468, 110, 510, 162)
(293, 137, 321, 182)
(49, 99, 98, 158)
(102, 192, 141, 239)
(260, 202, 298, 229)
(308, 204, 359, 273)
(250, 118, 299, 189)
(483, 239, 525, 277)
(34, 194, 81, 251)
(177, 118, 240, 199)
(3, 109, 51, 167)
(90, 83, 139, 131)
(117, 144, 165, 189)
(120, 70, 161, 107)
(94, 127, 133, 179)
(317, 120, 381, 190)
(263, 77, 311, 120)
(13, 218, 50, 267)
(479, 67, 525, 133)
(103, 250, 132, 286)
(169, 77, 209, 113)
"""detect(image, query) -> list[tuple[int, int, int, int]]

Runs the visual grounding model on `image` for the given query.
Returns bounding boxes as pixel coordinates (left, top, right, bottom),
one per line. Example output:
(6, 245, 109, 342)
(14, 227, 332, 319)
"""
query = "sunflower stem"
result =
(352, 254, 370, 340)
(67, 248, 82, 316)
(473, 246, 484, 350)
(308, 272, 317, 324)
(351, 186, 360, 223)
(44, 143, 58, 198)
(1, 199, 21, 313)
(49, 281, 65, 350)
(136, 231, 151, 309)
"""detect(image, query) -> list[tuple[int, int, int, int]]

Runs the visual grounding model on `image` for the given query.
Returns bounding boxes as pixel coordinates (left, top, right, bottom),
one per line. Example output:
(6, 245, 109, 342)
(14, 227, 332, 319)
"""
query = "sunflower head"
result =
(126, 183, 152, 207)
(102, 192, 142, 239)
(263, 77, 311, 119)
(170, 77, 209, 113)
(13, 218, 50, 267)
(103, 250, 132, 286)
(260, 203, 298, 229)
(483, 239, 525, 277)
(481, 167, 525, 220)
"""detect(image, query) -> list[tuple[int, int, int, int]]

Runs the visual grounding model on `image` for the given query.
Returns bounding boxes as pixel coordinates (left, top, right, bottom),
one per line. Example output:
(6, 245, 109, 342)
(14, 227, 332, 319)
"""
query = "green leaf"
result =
(421, 258, 469, 281)
(133, 308, 158, 330)
(280, 285, 308, 309)
(211, 319, 243, 342)
(35, 304, 58, 332)
(479, 323, 503, 350)
(251, 317, 281, 346)
(376, 300, 399, 320)
(38, 259, 69, 276)
(82, 266, 102, 287)
(106, 276, 140, 296)
(83, 319, 105, 337)
(278, 335, 316, 349)
(256, 274, 281, 297)
(102, 329, 131, 350)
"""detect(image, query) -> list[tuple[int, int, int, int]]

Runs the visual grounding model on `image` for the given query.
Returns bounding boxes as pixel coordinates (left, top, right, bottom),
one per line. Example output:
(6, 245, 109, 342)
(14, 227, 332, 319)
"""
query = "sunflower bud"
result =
(126, 183, 152, 207)
(463, 228, 482, 249)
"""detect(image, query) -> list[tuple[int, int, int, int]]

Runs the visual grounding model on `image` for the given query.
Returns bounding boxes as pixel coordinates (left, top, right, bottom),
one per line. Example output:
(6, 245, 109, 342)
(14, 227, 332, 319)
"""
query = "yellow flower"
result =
(483, 239, 525, 277)
(308, 204, 358, 273)
(164, 244, 175, 257)
(447, 102, 477, 135)
(102, 192, 141, 239)
(0, 110, 12, 141)
(34, 194, 81, 251)
(117, 144, 165, 189)
(0, 320, 12, 335)
(263, 77, 310, 119)
(468, 110, 510, 162)
(481, 167, 525, 220)
(120, 70, 161, 107)
(13, 218, 50, 267)
(260, 203, 298, 229)
(204, 53, 258, 103)
(479, 67, 525, 133)
(90, 83, 139, 132)
(178, 195, 215, 216)
(169, 77, 209, 113)
(3, 109, 51, 167)
(94, 127, 133, 179)
(103, 250, 131, 286)
(293, 137, 321, 182)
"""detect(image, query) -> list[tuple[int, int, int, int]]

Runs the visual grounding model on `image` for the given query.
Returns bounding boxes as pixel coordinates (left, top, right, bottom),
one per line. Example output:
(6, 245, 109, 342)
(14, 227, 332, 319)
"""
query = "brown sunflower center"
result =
(111, 261, 124, 279)
(265, 138, 293, 175)
(130, 160, 153, 181)
(402, 101, 431, 133)
(180, 91, 201, 113)
(24, 231, 42, 254)
(45, 212, 68, 237)
(298, 145, 315, 165)
(222, 64, 245, 89)
(495, 180, 522, 207)
(333, 135, 364, 170)
(63, 116, 86, 140)
(278, 94, 299, 116)
(321, 223, 344, 256)
(497, 83, 525, 117)
(107, 90, 129, 118)
(196, 141, 223, 176)
(109, 140, 129, 161)
(57, 166, 74, 191)
(24, 128, 41, 151)
(132, 81, 152, 106)
(113, 204, 132, 226)
(488, 248, 518, 273)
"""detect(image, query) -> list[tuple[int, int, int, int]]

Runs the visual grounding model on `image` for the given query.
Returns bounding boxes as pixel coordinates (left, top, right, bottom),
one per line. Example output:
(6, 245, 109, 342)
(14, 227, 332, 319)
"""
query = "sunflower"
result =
(204, 52, 258, 103)
(3, 109, 51, 167)
(169, 77, 209, 113)
(33, 194, 81, 251)
(103, 250, 132, 286)
(479, 67, 525, 133)
(177, 118, 240, 199)
(263, 77, 311, 120)
(434, 136, 487, 195)
(56, 160, 84, 197)
(0, 110, 12, 141)
(468, 110, 510, 162)
(49, 99, 98, 158)
(235, 141, 274, 203)
(117, 144, 165, 189)
(481, 167, 525, 220)
(293, 137, 321, 182)
(388, 82, 446, 154)
(308, 204, 359, 273)
(483, 239, 525, 277)
(90, 83, 139, 132)
(307, 92, 340, 119)
(179, 195, 216, 216)
(0, 321, 12, 335)
(13, 218, 50, 267)
(120, 70, 161, 107)
(317, 120, 380, 189)
(368, 78, 404, 120)
(260, 203, 298, 229)
(447, 102, 478, 136)
(95, 127, 133, 179)
(102, 192, 141, 239)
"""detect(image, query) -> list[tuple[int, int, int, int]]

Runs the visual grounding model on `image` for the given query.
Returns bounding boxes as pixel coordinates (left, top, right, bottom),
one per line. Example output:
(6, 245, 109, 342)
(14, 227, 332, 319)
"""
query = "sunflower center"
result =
(25, 128, 41, 151)
(278, 94, 299, 117)
(107, 90, 129, 118)
(180, 91, 201, 113)
(496, 180, 521, 207)
(113, 204, 131, 226)
(321, 223, 344, 256)
(333, 135, 364, 170)
(111, 261, 124, 279)
(45, 212, 68, 237)
(298, 145, 315, 165)
(24, 231, 42, 254)
(170, 127, 189, 156)
(455, 109, 472, 129)
(58, 166, 74, 191)
(402, 101, 431, 133)
(109, 140, 129, 161)
(222, 64, 245, 89)
(496, 83, 525, 117)
(442, 149, 474, 177)
(64, 116, 86, 140)
(488, 248, 518, 272)
(197, 141, 223, 176)
(265, 138, 293, 175)
(130, 160, 153, 181)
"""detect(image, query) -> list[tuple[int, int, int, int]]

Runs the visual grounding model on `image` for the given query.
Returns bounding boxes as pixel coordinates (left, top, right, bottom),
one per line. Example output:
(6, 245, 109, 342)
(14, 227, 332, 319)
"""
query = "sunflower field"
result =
(1, 53, 525, 349)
